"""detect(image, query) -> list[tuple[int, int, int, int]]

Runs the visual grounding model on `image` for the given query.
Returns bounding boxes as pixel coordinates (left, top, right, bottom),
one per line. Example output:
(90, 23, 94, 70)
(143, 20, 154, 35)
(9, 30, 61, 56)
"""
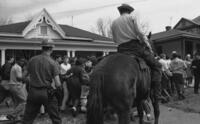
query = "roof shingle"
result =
(0, 21, 30, 34)
(59, 24, 112, 41)
(152, 29, 200, 42)
(192, 16, 200, 24)
(0, 21, 112, 41)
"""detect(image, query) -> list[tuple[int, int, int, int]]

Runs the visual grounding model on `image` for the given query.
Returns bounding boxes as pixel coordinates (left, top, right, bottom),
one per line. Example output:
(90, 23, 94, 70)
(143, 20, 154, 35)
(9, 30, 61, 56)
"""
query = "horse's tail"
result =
(87, 71, 104, 124)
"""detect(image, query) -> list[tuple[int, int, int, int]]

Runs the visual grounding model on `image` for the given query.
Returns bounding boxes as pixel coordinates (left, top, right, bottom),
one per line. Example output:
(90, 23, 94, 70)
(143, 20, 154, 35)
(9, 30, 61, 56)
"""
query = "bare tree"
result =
(140, 21, 150, 35)
(106, 18, 113, 38)
(93, 17, 113, 38)
(0, 17, 13, 26)
(134, 13, 150, 35)
(24, 13, 34, 21)
(96, 18, 106, 36)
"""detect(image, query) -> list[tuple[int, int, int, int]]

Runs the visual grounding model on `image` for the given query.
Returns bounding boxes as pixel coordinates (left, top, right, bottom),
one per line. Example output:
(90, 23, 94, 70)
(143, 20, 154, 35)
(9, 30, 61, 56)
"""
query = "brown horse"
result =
(87, 53, 160, 124)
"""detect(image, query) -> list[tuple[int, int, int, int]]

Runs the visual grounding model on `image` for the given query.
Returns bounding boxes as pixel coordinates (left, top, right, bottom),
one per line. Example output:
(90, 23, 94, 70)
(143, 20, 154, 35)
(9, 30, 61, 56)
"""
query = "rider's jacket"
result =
(111, 13, 150, 49)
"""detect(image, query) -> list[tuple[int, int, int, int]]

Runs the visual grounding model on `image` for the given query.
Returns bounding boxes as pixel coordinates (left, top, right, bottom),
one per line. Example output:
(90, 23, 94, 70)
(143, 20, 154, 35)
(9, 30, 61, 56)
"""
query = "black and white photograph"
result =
(0, 0, 200, 124)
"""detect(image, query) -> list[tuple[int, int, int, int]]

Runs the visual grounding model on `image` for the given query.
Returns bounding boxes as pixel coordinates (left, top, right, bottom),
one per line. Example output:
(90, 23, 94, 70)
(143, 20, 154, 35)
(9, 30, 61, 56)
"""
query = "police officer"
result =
(23, 39, 62, 124)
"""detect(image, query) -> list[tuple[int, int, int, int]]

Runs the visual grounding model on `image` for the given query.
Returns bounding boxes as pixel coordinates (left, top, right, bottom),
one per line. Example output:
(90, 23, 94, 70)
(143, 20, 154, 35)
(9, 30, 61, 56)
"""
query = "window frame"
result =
(40, 25, 48, 36)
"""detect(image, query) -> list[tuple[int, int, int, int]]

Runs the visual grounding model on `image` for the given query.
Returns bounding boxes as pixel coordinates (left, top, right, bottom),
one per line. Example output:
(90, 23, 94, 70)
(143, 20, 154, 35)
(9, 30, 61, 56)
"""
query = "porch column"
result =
(103, 51, 109, 56)
(72, 50, 75, 57)
(182, 39, 185, 58)
(106, 51, 109, 55)
(1, 49, 5, 66)
(103, 51, 106, 56)
(193, 42, 196, 55)
(67, 51, 71, 57)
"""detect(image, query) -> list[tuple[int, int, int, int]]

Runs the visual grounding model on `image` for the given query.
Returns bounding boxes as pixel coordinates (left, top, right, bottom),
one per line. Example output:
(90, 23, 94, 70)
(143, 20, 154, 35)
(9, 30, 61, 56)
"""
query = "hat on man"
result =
(75, 58, 87, 66)
(40, 39, 55, 48)
(118, 4, 134, 13)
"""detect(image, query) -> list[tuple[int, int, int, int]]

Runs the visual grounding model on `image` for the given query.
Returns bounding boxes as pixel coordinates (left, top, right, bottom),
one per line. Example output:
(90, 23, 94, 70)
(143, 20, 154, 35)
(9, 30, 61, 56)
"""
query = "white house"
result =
(0, 9, 117, 65)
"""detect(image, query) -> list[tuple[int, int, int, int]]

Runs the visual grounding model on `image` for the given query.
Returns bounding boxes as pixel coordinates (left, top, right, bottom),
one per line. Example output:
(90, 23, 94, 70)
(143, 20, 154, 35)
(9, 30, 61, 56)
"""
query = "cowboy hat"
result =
(40, 39, 55, 47)
(118, 4, 134, 12)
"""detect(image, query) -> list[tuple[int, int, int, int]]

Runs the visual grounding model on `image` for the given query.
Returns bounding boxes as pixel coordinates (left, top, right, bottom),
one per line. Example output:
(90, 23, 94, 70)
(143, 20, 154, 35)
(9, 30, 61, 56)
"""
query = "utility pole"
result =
(71, 16, 74, 26)
(169, 16, 173, 26)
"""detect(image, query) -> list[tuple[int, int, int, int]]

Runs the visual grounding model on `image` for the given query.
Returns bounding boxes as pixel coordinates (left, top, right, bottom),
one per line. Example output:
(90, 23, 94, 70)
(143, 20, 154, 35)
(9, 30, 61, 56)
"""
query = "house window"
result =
(40, 26, 47, 35)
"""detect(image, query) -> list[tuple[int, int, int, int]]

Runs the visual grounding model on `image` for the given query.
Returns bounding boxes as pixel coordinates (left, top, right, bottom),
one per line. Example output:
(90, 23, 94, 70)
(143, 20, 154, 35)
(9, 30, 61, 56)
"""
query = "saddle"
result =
(119, 52, 149, 70)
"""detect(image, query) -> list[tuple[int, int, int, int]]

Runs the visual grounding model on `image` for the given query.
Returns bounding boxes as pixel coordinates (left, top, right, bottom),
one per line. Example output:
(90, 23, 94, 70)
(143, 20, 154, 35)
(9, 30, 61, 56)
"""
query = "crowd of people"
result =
(156, 51, 200, 102)
(0, 39, 99, 123)
(0, 44, 200, 123)
(0, 3, 200, 124)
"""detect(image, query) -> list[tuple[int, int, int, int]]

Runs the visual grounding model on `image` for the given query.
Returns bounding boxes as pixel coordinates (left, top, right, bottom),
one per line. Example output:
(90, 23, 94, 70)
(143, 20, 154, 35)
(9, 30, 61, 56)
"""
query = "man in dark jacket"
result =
(191, 52, 200, 94)
(1, 56, 14, 80)
(0, 56, 14, 104)
(23, 39, 62, 124)
(65, 58, 89, 116)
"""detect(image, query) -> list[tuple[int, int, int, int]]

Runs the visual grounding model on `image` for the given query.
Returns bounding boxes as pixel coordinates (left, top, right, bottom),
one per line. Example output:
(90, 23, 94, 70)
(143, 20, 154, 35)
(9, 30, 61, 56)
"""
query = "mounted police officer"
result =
(23, 39, 62, 124)
(111, 4, 162, 101)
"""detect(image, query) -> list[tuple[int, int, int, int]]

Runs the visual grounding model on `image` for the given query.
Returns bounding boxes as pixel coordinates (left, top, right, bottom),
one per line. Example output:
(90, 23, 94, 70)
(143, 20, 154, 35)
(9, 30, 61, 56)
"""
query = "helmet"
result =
(40, 39, 55, 48)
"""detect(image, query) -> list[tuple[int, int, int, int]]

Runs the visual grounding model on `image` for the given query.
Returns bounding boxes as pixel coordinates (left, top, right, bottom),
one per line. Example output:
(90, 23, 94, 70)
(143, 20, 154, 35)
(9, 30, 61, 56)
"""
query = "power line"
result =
(52, 0, 148, 19)
(52, 0, 148, 26)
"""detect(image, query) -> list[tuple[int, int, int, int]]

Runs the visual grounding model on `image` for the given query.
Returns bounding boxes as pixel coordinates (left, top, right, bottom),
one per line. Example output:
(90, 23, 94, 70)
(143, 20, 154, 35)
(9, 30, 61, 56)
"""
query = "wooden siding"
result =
(24, 23, 62, 39)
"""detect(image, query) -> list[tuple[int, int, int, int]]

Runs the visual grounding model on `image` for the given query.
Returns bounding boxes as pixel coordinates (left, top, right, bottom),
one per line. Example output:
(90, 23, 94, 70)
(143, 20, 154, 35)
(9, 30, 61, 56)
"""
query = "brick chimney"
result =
(165, 26, 172, 31)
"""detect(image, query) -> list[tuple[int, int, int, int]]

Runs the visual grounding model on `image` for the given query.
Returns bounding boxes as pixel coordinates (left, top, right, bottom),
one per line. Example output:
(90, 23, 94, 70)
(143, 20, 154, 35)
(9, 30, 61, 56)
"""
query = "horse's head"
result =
(147, 31, 157, 54)
(147, 32, 152, 40)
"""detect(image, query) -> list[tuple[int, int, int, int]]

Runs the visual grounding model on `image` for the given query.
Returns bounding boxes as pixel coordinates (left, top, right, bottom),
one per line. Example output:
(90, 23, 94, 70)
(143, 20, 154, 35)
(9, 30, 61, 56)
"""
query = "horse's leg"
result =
(117, 110, 130, 124)
(137, 102, 144, 124)
(114, 94, 133, 124)
(152, 100, 160, 124)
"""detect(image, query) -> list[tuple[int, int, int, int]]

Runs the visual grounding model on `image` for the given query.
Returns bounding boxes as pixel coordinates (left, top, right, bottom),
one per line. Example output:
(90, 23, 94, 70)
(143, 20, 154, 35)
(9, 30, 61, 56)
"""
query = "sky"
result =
(0, 0, 200, 33)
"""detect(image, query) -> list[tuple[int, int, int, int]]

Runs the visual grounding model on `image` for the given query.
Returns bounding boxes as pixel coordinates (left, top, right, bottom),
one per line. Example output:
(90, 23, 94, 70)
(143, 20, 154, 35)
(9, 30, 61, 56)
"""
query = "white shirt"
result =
(111, 13, 150, 48)
(60, 63, 71, 75)
(166, 59, 171, 68)
(159, 59, 169, 71)
(10, 63, 22, 84)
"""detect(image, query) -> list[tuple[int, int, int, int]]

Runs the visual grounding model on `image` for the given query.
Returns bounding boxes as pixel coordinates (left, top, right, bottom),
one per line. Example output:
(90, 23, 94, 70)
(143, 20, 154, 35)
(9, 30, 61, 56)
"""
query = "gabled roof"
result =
(0, 9, 112, 42)
(0, 21, 30, 34)
(60, 24, 111, 41)
(22, 9, 66, 38)
(0, 19, 111, 42)
(192, 16, 200, 24)
(152, 29, 200, 43)
(173, 18, 199, 29)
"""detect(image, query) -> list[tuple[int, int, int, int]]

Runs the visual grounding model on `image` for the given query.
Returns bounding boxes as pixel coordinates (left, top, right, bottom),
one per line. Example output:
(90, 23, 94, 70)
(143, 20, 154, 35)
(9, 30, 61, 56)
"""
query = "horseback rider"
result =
(111, 4, 162, 101)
